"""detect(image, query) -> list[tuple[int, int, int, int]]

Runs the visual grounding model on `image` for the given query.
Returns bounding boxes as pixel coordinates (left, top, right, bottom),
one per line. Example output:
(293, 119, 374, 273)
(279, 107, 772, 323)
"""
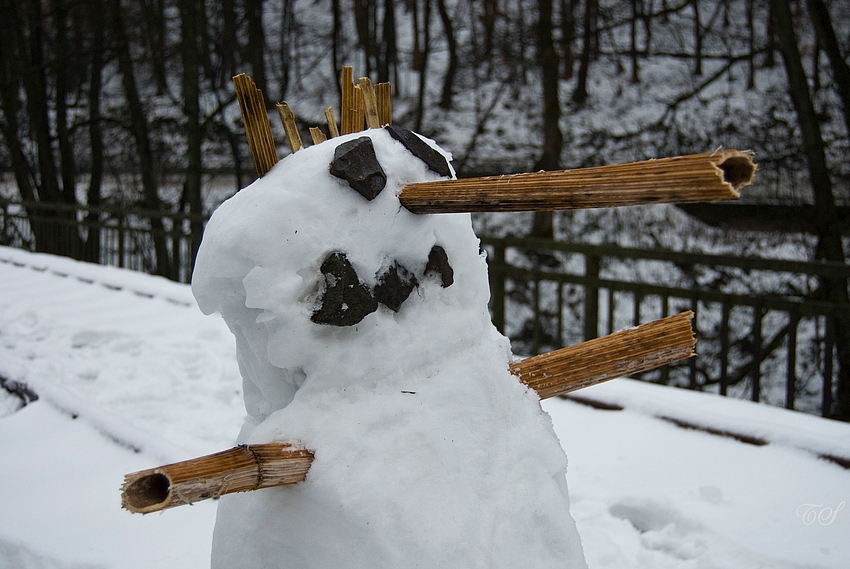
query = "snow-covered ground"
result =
(1, 245, 848, 569)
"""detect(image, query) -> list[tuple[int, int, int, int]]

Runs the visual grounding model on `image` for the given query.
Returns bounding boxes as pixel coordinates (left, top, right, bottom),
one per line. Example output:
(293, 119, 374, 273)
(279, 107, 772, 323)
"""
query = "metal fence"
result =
(1, 199, 204, 283)
(2, 199, 848, 419)
(482, 235, 850, 419)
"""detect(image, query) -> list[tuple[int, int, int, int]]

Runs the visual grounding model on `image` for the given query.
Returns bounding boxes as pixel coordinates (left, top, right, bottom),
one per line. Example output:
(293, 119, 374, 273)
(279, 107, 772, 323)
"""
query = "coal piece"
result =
(424, 245, 454, 288)
(385, 125, 451, 178)
(329, 137, 387, 200)
(374, 262, 418, 312)
(312, 252, 378, 326)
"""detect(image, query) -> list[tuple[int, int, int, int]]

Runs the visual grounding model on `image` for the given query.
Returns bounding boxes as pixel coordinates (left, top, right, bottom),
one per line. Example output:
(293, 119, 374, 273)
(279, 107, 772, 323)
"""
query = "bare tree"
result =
(769, 0, 849, 421)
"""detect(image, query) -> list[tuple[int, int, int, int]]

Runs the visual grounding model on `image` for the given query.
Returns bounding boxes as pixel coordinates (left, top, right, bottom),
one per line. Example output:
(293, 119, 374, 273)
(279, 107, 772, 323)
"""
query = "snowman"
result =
(190, 122, 589, 568)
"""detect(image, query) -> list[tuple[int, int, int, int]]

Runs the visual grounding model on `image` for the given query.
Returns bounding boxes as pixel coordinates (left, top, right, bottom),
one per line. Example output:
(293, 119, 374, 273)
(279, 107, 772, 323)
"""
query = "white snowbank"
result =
(1, 246, 848, 569)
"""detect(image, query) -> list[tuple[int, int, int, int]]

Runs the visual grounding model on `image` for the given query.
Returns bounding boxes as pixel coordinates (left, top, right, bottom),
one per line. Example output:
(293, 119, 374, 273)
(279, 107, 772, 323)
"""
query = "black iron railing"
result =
(2, 199, 848, 419)
(482, 235, 850, 419)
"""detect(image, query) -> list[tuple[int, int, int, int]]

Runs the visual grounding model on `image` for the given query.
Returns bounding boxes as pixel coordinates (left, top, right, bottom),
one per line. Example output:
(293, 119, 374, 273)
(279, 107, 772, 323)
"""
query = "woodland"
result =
(0, 0, 849, 417)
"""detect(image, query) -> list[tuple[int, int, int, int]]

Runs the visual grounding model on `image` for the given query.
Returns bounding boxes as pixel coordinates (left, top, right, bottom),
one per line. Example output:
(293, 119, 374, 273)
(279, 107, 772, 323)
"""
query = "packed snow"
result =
(1, 247, 849, 568)
(192, 128, 586, 568)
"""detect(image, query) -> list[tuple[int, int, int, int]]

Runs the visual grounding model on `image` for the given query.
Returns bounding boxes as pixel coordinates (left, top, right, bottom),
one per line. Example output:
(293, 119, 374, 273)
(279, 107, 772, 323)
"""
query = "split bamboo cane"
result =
(399, 151, 756, 213)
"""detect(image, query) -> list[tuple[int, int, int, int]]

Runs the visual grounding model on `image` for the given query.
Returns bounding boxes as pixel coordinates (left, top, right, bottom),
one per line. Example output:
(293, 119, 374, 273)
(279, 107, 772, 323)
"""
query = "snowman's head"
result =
(192, 127, 498, 422)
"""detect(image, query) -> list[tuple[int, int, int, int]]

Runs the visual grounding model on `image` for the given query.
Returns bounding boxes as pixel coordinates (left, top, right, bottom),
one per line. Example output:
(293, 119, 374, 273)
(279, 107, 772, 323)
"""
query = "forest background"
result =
(0, 0, 848, 417)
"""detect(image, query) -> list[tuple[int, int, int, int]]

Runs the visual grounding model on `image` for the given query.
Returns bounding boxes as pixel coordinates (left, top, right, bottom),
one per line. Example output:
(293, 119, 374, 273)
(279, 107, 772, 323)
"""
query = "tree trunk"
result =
(85, 0, 106, 264)
(143, 0, 168, 94)
(110, 0, 172, 278)
(573, 0, 596, 105)
(769, 0, 849, 421)
(379, 0, 398, 84)
(692, 0, 702, 75)
(415, 0, 431, 132)
(532, 0, 562, 239)
(558, 0, 576, 80)
(630, 0, 640, 83)
(436, 0, 457, 109)
(279, 0, 294, 99)
(220, 0, 238, 88)
(179, 0, 204, 268)
(805, 0, 850, 138)
(245, 0, 268, 102)
(332, 0, 342, 92)
(354, 0, 375, 76)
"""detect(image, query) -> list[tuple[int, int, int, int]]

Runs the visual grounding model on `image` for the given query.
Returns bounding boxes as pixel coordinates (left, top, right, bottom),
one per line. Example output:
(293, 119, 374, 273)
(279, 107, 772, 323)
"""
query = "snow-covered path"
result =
(1, 246, 848, 568)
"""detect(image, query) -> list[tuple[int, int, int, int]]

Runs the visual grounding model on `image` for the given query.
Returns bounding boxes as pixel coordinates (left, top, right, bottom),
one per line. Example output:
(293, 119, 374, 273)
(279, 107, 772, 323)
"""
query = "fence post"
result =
(719, 298, 730, 396)
(785, 311, 799, 410)
(489, 240, 506, 334)
(823, 316, 835, 418)
(584, 254, 600, 341)
(118, 214, 125, 269)
(751, 303, 764, 402)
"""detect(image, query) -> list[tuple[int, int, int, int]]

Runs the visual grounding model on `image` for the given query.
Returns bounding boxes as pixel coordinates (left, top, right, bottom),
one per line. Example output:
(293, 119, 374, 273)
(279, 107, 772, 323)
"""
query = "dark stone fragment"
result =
(311, 252, 378, 326)
(424, 245, 454, 288)
(329, 137, 387, 200)
(373, 262, 418, 312)
(385, 125, 451, 178)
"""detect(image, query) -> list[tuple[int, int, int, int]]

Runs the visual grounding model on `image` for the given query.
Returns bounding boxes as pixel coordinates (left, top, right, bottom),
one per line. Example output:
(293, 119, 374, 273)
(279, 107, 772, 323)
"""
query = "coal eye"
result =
(329, 137, 387, 200)
(374, 262, 418, 312)
(385, 125, 451, 178)
(311, 252, 378, 327)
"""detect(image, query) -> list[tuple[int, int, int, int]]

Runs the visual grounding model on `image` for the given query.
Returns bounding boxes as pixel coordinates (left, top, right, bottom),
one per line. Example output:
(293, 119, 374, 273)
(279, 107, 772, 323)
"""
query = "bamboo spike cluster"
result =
(234, 67, 394, 176)
(232, 74, 278, 177)
(276, 102, 303, 153)
(122, 313, 696, 514)
(399, 151, 757, 214)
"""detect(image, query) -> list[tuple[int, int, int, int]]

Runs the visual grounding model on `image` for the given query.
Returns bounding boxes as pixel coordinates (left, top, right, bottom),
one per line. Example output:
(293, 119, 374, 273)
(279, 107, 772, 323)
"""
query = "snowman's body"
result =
(192, 128, 587, 568)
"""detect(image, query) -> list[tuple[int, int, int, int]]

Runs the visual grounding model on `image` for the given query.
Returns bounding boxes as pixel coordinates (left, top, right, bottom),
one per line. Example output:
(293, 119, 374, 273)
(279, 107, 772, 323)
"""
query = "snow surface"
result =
(1, 245, 849, 569)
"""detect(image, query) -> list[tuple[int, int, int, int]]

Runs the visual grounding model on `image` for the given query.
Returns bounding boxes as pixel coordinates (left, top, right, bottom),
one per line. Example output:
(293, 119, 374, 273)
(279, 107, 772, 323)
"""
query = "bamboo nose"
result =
(398, 150, 756, 214)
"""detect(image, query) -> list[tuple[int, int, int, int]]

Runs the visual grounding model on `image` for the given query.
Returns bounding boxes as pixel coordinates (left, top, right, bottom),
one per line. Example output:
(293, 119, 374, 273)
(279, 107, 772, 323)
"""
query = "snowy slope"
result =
(1, 246, 848, 568)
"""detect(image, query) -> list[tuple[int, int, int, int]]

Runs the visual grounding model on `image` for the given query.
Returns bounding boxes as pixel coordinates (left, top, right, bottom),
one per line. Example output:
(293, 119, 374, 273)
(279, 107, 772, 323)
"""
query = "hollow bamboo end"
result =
(710, 150, 757, 197)
(122, 469, 174, 514)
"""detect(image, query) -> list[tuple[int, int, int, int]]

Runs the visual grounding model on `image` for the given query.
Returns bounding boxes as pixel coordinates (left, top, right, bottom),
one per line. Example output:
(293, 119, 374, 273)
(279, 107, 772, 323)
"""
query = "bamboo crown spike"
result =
(232, 74, 278, 177)
(398, 151, 757, 214)
(235, 68, 394, 168)
(232, 70, 757, 213)
(122, 312, 696, 515)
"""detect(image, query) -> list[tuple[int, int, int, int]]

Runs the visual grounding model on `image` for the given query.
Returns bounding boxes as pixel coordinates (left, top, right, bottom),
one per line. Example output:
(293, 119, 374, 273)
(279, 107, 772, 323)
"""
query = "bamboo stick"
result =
(511, 312, 695, 400)
(340, 66, 355, 135)
(376, 82, 392, 125)
(325, 106, 340, 138)
(399, 151, 756, 214)
(121, 444, 313, 514)
(352, 85, 365, 133)
(122, 313, 695, 514)
(310, 127, 328, 145)
(276, 102, 303, 153)
(232, 74, 278, 177)
(359, 77, 381, 129)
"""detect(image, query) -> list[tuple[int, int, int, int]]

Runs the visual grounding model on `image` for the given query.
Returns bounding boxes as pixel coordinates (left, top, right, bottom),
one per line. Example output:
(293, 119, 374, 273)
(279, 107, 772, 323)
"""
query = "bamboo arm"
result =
(511, 312, 695, 399)
(121, 444, 313, 514)
(399, 151, 756, 213)
(121, 313, 695, 514)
